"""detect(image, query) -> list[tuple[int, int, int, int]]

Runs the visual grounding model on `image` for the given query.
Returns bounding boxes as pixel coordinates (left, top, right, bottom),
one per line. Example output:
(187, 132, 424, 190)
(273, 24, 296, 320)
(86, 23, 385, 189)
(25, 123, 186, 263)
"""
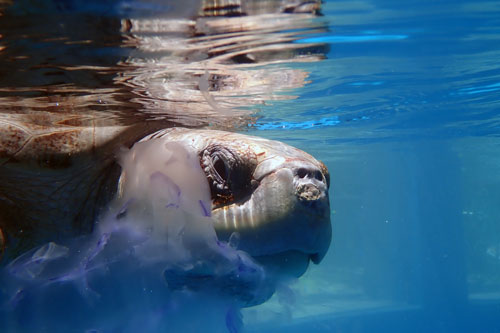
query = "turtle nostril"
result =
(296, 168, 325, 183)
(297, 168, 308, 179)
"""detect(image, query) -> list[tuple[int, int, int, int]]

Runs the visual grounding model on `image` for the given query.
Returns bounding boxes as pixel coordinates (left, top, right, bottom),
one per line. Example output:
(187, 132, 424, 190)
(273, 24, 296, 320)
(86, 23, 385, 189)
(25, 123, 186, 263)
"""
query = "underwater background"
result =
(0, 0, 499, 332)
(246, 1, 500, 332)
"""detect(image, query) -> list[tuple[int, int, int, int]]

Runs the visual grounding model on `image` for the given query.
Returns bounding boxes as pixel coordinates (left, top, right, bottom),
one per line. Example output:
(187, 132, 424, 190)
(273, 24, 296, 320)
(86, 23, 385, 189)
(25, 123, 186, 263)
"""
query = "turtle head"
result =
(142, 128, 331, 278)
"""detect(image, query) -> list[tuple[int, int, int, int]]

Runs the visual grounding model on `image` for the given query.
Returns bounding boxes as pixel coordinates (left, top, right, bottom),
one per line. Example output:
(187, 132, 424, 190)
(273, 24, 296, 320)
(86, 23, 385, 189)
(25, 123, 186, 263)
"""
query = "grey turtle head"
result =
(142, 128, 332, 278)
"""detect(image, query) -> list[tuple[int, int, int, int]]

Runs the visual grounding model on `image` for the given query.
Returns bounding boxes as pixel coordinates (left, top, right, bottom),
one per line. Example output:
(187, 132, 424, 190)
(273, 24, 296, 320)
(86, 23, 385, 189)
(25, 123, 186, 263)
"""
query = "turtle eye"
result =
(213, 156, 228, 182)
(200, 144, 257, 207)
(200, 146, 235, 206)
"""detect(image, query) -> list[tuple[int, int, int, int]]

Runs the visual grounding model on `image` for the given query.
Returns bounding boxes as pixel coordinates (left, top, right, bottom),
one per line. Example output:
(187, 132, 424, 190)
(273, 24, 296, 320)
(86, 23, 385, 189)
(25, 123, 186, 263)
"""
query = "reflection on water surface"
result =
(0, 0, 327, 132)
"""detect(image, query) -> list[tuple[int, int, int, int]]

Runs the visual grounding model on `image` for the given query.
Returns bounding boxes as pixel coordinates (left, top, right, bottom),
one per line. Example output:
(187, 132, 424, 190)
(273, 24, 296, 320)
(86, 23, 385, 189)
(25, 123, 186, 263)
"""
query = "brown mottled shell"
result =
(0, 114, 125, 168)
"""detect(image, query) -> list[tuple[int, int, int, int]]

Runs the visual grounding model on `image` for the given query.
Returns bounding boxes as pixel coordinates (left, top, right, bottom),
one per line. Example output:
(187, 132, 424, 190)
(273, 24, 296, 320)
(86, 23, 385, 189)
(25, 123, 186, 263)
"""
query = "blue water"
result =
(1, 0, 500, 332)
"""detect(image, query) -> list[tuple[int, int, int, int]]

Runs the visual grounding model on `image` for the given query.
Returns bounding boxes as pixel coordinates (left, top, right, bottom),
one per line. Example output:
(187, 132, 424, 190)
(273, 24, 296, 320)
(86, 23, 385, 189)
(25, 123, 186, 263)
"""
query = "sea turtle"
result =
(0, 123, 331, 272)
(0, 0, 330, 307)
